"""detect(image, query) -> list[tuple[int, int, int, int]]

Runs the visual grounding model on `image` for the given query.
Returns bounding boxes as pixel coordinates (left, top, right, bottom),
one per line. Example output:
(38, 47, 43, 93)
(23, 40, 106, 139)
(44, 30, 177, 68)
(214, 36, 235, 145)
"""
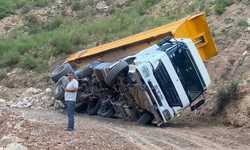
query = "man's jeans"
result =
(65, 101, 76, 130)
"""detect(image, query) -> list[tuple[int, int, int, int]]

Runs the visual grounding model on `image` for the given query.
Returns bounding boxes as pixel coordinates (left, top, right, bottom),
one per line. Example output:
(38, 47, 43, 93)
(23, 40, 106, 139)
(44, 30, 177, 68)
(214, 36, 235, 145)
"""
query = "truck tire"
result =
(87, 99, 100, 115)
(75, 66, 93, 78)
(50, 63, 73, 82)
(98, 106, 116, 118)
(137, 112, 154, 125)
(53, 76, 68, 100)
(74, 102, 88, 113)
(105, 61, 129, 87)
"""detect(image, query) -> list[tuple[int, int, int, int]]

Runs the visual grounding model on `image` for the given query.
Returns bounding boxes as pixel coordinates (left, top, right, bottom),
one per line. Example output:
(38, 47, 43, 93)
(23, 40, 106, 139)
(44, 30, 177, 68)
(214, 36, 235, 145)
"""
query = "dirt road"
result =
(1, 107, 250, 150)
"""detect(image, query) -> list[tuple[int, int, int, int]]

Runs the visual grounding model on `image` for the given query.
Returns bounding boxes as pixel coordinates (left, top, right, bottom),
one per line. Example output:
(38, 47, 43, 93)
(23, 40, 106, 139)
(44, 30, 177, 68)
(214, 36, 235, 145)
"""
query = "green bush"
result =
(29, 0, 55, 7)
(214, 0, 234, 15)
(0, 0, 166, 71)
(217, 80, 240, 111)
(72, 1, 82, 11)
(24, 13, 39, 27)
(51, 33, 74, 55)
(1, 50, 20, 65)
(44, 17, 64, 31)
(0, 0, 54, 19)
(237, 19, 249, 27)
(0, 70, 7, 80)
(22, 54, 37, 69)
(134, 0, 160, 15)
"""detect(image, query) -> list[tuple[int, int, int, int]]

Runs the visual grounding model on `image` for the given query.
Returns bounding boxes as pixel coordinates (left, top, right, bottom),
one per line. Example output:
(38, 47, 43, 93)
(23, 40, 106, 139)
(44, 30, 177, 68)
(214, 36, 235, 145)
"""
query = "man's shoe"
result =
(64, 128, 74, 131)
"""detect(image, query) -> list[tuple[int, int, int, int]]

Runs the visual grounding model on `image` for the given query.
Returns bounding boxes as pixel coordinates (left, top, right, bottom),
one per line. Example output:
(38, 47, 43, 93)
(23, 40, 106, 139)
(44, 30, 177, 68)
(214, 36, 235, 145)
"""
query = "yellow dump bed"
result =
(64, 13, 217, 67)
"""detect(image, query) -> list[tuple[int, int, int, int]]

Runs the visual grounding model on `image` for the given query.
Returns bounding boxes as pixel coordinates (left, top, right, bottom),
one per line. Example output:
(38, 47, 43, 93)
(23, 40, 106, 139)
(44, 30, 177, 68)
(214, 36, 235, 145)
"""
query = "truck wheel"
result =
(75, 66, 93, 78)
(105, 61, 129, 87)
(74, 102, 88, 113)
(137, 112, 154, 125)
(53, 76, 68, 100)
(87, 99, 100, 115)
(50, 63, 73, 82)
(98, 106, 116, 118)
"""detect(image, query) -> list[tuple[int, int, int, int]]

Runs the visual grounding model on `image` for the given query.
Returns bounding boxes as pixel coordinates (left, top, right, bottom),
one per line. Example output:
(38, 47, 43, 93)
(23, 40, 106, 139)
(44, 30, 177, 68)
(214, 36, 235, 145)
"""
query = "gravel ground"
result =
(1, 107, 250, 150)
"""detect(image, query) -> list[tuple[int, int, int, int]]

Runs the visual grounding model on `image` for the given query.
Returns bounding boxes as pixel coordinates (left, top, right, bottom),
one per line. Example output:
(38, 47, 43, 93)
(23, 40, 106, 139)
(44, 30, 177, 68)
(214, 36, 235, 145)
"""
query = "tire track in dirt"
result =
(11, 108, 250, 150)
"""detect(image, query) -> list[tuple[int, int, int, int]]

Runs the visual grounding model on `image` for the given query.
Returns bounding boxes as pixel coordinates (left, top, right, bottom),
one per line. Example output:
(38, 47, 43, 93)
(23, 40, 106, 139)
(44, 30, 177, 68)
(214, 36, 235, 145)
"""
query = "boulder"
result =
(6, 101, 14, 106)
(6, 143, 27, 150)
(22, 97, 29, 105)
(42, 95, 54, 106)
(26, 87, 42, 94)
(54, 100, 65, 108)
(0, 136, 13, 147)
(96, 1, 109, 10)
(14, 120, 25, 130)
(0, 99, 6, 106)
(45, 88, 52, 93)
(26, 103, 32, 107)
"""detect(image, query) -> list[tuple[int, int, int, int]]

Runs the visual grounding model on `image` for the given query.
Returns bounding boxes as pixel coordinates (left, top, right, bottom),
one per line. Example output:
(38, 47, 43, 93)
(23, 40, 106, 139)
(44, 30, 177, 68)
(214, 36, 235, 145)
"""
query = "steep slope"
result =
(0, 0, 250, 127)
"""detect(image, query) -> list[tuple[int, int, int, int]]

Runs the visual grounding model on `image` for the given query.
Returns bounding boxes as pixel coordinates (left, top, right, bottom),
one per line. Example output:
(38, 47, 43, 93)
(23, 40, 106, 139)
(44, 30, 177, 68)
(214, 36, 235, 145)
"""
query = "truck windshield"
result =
(167, 45, 203, 102)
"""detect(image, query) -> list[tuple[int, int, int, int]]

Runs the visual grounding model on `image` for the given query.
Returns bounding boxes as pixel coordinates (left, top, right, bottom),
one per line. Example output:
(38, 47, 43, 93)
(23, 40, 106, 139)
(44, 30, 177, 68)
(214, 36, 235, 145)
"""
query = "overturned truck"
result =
(50, 13, 217, 126)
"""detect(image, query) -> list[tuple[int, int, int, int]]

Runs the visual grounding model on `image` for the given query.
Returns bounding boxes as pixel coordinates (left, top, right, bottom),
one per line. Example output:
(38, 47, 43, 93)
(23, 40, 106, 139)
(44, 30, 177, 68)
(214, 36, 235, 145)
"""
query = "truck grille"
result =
(153, 60, 183, 107)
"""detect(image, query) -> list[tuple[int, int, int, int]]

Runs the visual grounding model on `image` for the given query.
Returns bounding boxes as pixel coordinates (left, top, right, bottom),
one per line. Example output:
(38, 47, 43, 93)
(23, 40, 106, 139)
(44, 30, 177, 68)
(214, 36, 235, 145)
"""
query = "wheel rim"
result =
(89, 99, 98, 109)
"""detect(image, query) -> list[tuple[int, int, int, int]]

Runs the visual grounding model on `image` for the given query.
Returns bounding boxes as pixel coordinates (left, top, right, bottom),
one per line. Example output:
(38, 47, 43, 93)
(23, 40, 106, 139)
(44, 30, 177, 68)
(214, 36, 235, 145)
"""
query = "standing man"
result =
(64, 71, 79, 131)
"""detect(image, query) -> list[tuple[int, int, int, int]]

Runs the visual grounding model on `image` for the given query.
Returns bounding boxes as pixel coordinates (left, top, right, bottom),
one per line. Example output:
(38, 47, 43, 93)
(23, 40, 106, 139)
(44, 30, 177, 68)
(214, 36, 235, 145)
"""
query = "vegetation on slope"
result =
(0, 0, 240, 73)
(0, 0, 55, 19)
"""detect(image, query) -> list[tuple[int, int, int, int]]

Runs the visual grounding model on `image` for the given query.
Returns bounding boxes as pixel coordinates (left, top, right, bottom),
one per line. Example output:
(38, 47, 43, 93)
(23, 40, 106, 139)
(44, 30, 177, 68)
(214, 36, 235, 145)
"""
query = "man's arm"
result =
(64, 88, 78, 92)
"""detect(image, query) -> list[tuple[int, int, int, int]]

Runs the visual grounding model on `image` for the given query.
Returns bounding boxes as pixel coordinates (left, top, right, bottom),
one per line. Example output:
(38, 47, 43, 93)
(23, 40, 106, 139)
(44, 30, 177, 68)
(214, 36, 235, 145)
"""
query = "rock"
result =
(10, 104, 17, 108)
(6, 68, 19, 76)
(42, 95, 54, 106)
(16, 137, 25, 143)
(26, 87, 42, 94)
(0, 99, 6, 106)
(45, 88, 52, 93)
(96, 1, 109, 10)
(242, 51, 247, 56)
(6, 101, 14, 106)
(26, 103, 32, 107)
(22, 97, 29, 105)
(17, 102, 23, 108)
(247, 18, 250, 25)
(6, 143, 27, 150)
(0, 136, 13, 147)
(0, 98, 6, 103)
(14, 120, 25, 130)
(54, 100, 65, 108)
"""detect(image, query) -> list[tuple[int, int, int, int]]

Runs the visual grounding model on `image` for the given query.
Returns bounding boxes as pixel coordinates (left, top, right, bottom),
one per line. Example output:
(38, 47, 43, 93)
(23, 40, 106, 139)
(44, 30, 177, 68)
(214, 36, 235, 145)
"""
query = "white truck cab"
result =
(127, 37, 211, 124)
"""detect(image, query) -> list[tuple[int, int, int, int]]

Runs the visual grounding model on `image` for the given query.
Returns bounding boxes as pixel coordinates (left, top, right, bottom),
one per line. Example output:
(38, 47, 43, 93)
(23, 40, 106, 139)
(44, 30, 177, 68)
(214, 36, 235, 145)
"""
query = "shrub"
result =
(0, 70, 7, 80)
(217, 80, 240, 111)
(24, 13, 39, 27)
(1, 50, 20, 65)
(214, 0, 234, 15)
(72, 1, 82, 11)
(237, 19, 249, 27)
(30, 0, 55, 7)
(51, 34, 74, 55)
(22, 54, 37, 69)
(4, 25, 11, 31)
(0, 0, 54, 19)
(135, 0, 160, 15)
(44, 17, 64, 31)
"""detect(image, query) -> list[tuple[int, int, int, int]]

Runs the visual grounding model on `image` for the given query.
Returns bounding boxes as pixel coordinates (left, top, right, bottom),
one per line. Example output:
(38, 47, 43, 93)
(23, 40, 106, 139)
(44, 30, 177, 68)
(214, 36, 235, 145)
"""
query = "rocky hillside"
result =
(1, 0, 250, 127)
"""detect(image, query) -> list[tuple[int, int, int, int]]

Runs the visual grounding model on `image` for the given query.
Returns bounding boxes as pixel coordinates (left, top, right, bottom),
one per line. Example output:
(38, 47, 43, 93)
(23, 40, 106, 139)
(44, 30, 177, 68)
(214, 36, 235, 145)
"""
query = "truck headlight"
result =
(163, 110, 172, 121)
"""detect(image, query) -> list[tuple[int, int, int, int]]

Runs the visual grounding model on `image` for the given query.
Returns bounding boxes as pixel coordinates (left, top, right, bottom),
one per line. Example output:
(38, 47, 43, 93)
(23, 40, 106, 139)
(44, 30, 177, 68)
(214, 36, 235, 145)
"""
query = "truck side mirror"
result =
(157, 36, 172, 47)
